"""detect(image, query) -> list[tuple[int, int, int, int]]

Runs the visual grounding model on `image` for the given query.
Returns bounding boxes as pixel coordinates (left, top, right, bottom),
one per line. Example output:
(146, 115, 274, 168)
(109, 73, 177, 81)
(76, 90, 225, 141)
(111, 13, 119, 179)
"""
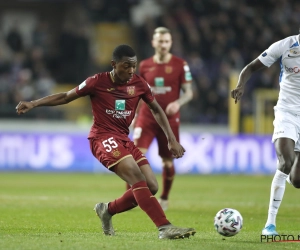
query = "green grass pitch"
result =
(1, 173, 300, 250)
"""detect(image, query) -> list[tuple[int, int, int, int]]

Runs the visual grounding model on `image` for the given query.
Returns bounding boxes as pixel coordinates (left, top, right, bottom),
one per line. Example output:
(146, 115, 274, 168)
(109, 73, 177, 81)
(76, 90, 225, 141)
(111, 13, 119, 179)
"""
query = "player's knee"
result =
(148, 182, 158, 195)
(277, 158, 293, 173)
(149, 186, 158, 195)
(162, 159, 174, 168)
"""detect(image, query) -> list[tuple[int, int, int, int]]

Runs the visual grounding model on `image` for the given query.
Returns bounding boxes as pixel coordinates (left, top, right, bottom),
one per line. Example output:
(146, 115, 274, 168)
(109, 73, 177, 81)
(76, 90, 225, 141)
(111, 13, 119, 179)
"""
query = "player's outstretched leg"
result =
(94, 202, 115, 236)
(158, 224, 196, 239)
(261, 169, 286, 236)
(131, 180, 196, 239)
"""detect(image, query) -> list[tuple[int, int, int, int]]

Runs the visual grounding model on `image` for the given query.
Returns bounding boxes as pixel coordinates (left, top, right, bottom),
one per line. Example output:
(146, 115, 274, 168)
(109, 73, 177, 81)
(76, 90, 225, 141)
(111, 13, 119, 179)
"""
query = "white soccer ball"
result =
(214, 208, 243, 237)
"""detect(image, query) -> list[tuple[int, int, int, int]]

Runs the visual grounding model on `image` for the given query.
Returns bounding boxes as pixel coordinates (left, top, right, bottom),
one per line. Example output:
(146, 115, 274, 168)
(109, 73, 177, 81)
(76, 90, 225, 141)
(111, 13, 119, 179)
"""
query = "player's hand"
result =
(230, 85, 245, 104)
(16, 101, 34, 115)
(165, 101, 180, 116)
(168, 140, 186, 159)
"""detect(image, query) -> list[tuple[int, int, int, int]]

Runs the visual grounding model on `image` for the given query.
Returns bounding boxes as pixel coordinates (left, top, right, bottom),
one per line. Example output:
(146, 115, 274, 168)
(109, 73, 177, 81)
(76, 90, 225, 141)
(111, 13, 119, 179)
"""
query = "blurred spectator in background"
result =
(57, 4, 92, 83)
(6, 22, 24, 53)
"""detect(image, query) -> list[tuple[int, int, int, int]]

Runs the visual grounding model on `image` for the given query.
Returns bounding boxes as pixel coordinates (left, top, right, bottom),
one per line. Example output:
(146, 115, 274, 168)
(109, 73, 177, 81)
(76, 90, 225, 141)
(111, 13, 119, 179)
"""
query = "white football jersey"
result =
(258, 35, 300, 113)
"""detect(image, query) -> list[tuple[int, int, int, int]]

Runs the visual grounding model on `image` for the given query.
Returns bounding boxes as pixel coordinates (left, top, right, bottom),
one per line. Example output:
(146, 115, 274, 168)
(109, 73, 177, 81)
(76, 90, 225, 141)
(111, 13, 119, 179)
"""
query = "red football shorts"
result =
(133, 120, 179, 158)
(89, 135, 149, 171)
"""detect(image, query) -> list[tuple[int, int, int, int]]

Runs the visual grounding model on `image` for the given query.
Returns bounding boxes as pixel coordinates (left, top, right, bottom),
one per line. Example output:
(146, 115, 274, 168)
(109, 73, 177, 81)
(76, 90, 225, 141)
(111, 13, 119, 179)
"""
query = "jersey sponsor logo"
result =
(78, 81, 86, 90)
(285, 65, 300, 73)
(113, 110, 131, 119)
(153, 78, 172, 94)
(289, 48, 300, 55)
(127, 86, 135, 96)
(106, 109, 132, 119)
(262, 52, 267, 57)
(107, 88, 115, 91)
(274, 130, 284, 135)
(113, 110, 132, 118)
(185, 72, 192, 81)
(165, 66, 173, 74)
(106, 109, 114, 114)
(115, 100, 125, 110)
(154, 77, 164, 86)
(151, 86, 172, 94)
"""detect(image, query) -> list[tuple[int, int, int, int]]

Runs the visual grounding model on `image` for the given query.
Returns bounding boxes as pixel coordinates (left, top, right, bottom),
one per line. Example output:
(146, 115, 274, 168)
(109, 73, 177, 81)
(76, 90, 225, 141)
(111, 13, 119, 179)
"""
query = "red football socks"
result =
(132, 181, 170, 227)
(108, 189, 138, 215)
(160, 165, 175, 200)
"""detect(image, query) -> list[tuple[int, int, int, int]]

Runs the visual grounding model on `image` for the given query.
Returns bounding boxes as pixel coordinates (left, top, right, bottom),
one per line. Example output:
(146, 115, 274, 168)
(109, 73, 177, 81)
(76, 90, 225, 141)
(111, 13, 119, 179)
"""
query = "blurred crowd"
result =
(1, 0, 299, 125)
(0, 20, 58, 119)
(131, 0, 300, 124)
(0, 2, 94, 119)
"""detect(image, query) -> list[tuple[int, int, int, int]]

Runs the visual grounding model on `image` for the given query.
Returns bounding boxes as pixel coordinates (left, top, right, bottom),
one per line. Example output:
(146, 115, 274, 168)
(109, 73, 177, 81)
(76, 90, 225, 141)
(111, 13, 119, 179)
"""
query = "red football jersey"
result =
(137, 55, 192, 124)
(75, 72, 154, 140)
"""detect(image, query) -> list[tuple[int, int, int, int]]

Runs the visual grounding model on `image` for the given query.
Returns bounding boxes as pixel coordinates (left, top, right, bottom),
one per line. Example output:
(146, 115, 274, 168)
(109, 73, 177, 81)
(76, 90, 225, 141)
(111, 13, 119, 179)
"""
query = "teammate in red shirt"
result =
(132, 27, 193, 211)
(15, 44, 195, 239)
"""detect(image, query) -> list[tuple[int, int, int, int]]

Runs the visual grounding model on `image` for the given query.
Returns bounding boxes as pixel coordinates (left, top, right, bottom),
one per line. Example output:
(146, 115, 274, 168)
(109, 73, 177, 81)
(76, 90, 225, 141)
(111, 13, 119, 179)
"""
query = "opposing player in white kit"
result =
(231, 33, 300, 236)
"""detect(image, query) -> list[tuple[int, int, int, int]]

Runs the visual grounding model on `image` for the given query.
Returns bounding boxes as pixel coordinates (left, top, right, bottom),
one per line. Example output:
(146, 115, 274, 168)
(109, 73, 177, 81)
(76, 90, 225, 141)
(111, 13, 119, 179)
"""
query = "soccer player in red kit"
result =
(132, 27, 193, 211)
(15, 44, 196, 239)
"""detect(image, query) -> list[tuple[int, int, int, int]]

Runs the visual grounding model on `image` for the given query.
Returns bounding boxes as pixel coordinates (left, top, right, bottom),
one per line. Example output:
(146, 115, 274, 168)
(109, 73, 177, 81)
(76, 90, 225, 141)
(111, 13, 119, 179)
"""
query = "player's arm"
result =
(130, 99, 142, 128)
(16, 88, 80, 115)
(178, 82, 193, 106)
(165, 82, 193, 116)
(147, 99, 185, 158)
(134, 98, 143, 117)
(231, 58, 267, 104)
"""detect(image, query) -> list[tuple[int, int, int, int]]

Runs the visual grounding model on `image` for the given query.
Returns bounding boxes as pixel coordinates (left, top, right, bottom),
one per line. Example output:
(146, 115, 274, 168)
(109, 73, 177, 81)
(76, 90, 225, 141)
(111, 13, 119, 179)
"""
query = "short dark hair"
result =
(112, 44, 136, 62)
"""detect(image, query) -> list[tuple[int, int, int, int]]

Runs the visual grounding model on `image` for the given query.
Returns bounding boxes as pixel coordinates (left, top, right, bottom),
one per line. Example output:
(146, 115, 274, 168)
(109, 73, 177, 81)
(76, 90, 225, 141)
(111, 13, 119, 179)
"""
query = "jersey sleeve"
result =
(180, 61, 193, 84)
(258, 40, 284, 67)
(141, 79, 155, 104)
(75, 75, 97, 96)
